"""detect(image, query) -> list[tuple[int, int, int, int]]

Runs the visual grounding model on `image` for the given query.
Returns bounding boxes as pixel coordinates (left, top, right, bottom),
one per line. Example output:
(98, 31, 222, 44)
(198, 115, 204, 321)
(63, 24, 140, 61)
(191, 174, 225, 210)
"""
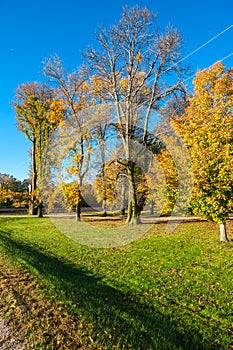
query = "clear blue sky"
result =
(0, 0, 233, 180)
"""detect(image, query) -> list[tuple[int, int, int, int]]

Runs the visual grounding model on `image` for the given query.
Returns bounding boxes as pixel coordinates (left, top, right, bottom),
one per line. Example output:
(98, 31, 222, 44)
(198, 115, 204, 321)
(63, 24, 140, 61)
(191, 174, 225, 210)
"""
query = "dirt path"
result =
(0, 318, 24, 349)
(81, 214, 204, 223)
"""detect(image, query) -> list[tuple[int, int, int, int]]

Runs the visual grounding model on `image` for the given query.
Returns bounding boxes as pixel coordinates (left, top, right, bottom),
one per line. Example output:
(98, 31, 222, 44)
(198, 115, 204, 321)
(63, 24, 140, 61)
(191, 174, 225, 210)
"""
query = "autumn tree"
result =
(43, 56, 93, 220)
(147, 149, 177, 216)
(94, 160, 119, 214)
(147, 138, 193, 218)
(172, 62, 233, 242)
(13, 82, 65, 216)
(62, 182, 82, 218)
(87, 78, 116, 215)
(86, 6, 186, 224)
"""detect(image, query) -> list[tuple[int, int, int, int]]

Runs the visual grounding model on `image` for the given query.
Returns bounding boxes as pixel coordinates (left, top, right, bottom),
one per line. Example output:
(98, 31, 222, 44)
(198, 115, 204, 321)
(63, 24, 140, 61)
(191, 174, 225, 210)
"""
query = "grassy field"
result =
(0, 216, 232, 349)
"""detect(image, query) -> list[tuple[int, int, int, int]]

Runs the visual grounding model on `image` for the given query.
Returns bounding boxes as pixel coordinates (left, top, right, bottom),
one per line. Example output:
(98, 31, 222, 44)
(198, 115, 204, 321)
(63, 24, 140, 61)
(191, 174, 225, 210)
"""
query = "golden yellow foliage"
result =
(62, 182, 81, 211)
(172, 62, 233, 223)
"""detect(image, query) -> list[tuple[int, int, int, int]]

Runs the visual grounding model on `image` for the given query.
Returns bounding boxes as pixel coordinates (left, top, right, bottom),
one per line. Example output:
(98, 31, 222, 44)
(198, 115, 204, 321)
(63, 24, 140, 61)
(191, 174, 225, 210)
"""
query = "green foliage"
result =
(0, 217, 232, 349)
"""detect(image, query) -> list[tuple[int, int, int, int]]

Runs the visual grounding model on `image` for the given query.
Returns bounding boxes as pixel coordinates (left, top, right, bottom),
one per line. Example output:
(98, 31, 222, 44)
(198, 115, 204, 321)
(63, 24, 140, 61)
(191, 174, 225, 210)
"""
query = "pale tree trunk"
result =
(102, 198, 107, 216)
(130, 194, 141, 224)
(126, 199, 132, 224)
(99, 135, 108, 217)
(219, 223, 228, 242)
(126, 162, 141, 225)
(150, 200, 155, 215)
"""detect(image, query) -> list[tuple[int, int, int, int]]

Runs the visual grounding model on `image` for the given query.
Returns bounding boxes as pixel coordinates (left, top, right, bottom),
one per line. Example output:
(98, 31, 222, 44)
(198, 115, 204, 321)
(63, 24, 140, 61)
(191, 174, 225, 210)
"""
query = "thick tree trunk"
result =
(130, 193, 141, 224)
(219, 223, 228, 242)
(37, 202, 43, 218)
(29, 201, 37, 215)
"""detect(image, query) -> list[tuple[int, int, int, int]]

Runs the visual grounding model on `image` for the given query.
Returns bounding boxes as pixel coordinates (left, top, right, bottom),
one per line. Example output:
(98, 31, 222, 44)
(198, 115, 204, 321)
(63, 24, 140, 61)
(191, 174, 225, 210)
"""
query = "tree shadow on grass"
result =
(0, 230, 220, 350)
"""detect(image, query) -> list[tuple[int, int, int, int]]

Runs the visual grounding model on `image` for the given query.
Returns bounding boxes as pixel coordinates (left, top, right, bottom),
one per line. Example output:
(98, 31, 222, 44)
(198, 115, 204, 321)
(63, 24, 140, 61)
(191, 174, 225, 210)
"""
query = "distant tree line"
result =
(0, 173, 29, 208)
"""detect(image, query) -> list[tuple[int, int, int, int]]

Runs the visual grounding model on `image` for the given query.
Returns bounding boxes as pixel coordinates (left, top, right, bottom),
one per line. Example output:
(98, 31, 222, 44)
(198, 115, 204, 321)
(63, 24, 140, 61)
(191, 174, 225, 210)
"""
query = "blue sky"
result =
(0, 0, 233, 180)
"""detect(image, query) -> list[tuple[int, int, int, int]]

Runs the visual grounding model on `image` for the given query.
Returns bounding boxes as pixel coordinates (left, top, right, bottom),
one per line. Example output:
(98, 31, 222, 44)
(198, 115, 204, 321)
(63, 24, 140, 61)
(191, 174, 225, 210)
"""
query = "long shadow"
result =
(0, 229, 220, 350)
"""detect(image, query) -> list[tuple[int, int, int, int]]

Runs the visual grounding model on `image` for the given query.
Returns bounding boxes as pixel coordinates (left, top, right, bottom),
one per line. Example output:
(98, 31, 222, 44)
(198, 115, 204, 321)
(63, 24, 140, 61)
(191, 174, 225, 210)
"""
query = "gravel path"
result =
(0, 318, 24, 350)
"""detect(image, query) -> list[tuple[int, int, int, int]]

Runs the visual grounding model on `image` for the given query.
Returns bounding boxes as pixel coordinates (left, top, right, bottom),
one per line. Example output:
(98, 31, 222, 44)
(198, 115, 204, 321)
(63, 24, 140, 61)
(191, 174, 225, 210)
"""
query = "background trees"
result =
(94, 160, 119, 214)
(147, 149, 178, 216)
(172, 62, 233, 241)
(0, 173, 29, 208)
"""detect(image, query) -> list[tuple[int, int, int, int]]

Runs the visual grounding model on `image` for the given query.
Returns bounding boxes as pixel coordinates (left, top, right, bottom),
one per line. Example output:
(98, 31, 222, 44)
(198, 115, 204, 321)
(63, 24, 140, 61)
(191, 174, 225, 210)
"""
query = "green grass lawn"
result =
(0, 217, 232, 349)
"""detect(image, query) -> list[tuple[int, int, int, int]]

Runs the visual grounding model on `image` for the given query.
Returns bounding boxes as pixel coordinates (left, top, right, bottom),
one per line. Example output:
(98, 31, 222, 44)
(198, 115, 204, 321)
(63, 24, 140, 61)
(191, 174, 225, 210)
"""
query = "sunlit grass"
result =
(0, 217, 232, 349)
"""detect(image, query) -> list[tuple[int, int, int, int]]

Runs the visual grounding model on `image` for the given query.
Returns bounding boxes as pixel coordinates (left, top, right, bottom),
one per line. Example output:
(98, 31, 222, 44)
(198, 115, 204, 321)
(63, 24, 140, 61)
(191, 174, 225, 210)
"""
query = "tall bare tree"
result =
(86, 6, 186, 224)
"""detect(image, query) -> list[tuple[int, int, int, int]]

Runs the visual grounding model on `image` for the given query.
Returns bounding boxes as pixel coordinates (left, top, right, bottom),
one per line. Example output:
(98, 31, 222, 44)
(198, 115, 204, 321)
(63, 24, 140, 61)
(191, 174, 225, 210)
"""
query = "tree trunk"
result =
(76, 202, 81, 221)
(102, 198, 107, 216)
(126, 200, 132, 223)
(219, 222, 228, 242)
(120, 179, 127, 216)
(120, 207, 126, 216)
(29, 201, 37, 215)
(37, 202, 43, 218)
(130, 193, 141, 224)
(29, 138, 37, 215)
(150, 200, 155, 215)
(126, 162, 141, 225)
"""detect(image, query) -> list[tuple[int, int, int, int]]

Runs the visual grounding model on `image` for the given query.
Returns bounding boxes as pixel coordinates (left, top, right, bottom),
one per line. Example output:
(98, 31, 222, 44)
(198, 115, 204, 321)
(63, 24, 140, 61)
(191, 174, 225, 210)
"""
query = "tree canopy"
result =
(13, 82, 65, 216)
(172, 62, 233, 241)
